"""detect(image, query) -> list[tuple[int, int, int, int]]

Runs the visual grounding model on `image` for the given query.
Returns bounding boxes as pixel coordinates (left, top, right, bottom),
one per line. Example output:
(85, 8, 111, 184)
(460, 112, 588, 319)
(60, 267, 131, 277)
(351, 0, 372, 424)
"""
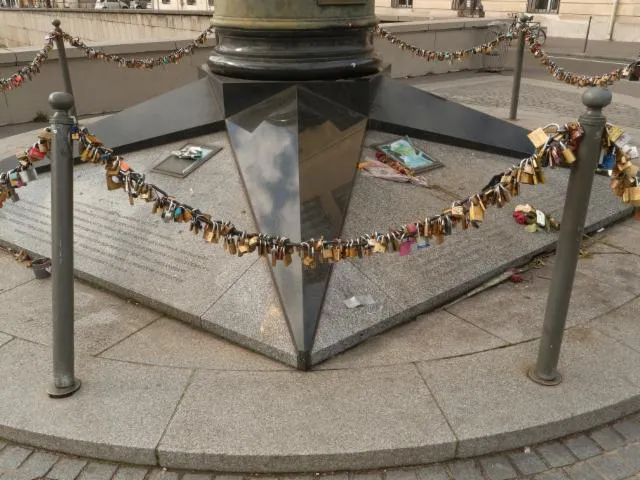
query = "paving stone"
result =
(588, 452, 636, 480)
(13, 451, 58, 478)
(313, 475, 347, 480)
(146, 471, 179, 480)
(590, 427, 626, 451)
(414, 465, 447, 480)
(180, 475, 211, 480)
(617, 443, 640, 470)
(535, 442, 576, 468)
(508, 450, 547, 475)
(0, 440, 7, 450)
(533, 469, 570, 480)
(447, 460, 483, 480)
(563, 462, 604, 480)
(0, 340, 191, 465)
(0, 445, 32, 469)
(112, 467, 148, 480)
(352, 473, 382, 480)
(563, 435, 602, 460)
(417, 327, 640, 457)
(611, 418, 640, 441)
(158, 366, 455, 472)
(46, 457, 88, 480)
(479, 456, 517, 480)
(76, 462, 118, 480)
(386, 469, 418, 480)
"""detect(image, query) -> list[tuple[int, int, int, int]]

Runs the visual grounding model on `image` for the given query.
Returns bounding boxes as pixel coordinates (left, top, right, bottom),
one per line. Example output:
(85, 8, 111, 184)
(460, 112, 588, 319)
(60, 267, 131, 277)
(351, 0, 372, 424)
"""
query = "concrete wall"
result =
(0, 9, 213, 47)
(0, 18, 504, 125)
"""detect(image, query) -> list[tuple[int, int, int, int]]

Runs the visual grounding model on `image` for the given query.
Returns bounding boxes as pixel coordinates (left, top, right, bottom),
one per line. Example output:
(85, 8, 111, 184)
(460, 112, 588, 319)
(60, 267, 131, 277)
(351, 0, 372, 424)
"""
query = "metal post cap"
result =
(49, 92, 74, 111)
(582, 87, 612, 109)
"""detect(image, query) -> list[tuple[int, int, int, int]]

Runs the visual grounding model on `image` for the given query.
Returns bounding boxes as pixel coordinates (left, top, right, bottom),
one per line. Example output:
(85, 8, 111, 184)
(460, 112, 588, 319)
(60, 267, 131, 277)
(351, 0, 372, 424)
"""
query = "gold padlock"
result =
(622, 185, 640, 206)
(527, 128, 548, 148)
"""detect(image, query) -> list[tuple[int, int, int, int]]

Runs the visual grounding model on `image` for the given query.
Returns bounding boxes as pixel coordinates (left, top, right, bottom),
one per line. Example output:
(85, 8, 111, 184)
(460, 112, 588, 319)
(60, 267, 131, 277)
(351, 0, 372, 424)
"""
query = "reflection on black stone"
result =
(226, 86, 367, 357)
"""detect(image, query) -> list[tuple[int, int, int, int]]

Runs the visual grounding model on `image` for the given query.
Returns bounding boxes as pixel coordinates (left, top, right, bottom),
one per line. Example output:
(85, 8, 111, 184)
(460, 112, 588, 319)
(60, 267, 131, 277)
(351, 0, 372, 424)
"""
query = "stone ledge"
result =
(0, 39, 210, 65)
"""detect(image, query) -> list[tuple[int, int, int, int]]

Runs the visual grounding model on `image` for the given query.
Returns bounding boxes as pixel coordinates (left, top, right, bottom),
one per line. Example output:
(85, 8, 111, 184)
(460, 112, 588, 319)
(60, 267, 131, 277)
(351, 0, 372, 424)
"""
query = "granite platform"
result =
(0, 122, 633, 369)
(0, 75, 639, 472)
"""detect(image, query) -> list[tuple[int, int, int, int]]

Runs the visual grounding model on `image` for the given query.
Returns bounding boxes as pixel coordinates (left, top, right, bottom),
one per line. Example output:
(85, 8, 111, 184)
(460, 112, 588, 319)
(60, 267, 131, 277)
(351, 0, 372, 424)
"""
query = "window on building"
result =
(391, 0, 412, 7)
(207, 0, 213, 4)
(527, 0, 559, 13)
(161, 0, 170, 4)
(186, 0, 195, 4)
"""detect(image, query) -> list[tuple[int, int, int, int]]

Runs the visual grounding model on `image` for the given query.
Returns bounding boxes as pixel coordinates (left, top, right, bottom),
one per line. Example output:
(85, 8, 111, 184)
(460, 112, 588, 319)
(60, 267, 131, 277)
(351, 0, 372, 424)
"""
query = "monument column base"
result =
(207, 26, 382, 81)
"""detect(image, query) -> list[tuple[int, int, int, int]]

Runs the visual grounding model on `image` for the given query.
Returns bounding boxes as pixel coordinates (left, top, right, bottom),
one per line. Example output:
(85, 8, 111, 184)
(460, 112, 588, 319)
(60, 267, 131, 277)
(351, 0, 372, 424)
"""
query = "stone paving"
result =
(2, 412, 640, 479)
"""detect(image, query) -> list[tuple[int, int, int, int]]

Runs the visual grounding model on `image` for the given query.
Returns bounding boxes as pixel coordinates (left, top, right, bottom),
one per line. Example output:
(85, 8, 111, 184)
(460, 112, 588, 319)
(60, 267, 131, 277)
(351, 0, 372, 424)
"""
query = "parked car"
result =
(94, 0, 129, 8)
(130, 0, 148, 7)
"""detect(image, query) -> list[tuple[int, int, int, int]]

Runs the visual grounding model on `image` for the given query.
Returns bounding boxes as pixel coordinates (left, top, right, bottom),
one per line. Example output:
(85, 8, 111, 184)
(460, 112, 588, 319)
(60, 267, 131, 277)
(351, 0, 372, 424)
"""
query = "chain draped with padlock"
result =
(3, 21, 639, 94)
(1, 121, 638, 267)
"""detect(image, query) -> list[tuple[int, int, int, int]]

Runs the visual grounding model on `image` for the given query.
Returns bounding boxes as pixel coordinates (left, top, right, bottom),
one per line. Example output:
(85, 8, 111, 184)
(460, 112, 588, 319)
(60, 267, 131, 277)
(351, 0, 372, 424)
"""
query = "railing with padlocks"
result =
(2, 117, 638, 267)
(2, 20, 639, 95)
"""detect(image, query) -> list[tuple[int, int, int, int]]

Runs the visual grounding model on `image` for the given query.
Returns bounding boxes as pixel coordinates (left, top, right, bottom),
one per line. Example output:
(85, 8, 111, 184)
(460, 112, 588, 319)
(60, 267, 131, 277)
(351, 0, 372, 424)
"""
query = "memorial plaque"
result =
(151, 144, 222, 179)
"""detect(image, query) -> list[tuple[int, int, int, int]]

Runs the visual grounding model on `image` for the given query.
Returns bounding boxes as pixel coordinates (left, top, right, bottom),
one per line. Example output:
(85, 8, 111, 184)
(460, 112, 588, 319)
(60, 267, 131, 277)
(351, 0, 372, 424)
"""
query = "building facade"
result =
(375, 0, 640, 41)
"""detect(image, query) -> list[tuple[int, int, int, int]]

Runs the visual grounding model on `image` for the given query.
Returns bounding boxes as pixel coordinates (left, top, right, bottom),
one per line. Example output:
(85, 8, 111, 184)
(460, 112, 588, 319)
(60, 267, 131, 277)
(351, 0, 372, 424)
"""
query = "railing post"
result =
(47, 91, 81, 399)
(509, 14, 528, 121)
(52, 20, 77, 118)
(528, 86, 612, 386)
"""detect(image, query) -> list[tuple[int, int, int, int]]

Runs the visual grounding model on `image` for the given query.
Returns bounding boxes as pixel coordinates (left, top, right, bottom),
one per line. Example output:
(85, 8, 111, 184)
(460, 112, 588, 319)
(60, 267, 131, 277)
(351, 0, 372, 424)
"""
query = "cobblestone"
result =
(563, 435, 602, 460)
(447, 460, 484, 480)
(112, 467, 148, 480)
(12, 451, 58, 478)
(612, 417, 640, 442)
(386, 469, 418, 480)
(0, 445, 32, 470)
(46, 457, 88, 480)
(414, 465, 447, 480)
(588, 451, 636, 480)
(590, 426, 627, 451)
(1, 415, 640, 480)
(535, 442, 576, 468)
(562, 462, 604, 480)
(508, 450, 547, 476)
(76, 462, 118, 480)
(479, 456, 517, 480)
(533, 470, 570, 480)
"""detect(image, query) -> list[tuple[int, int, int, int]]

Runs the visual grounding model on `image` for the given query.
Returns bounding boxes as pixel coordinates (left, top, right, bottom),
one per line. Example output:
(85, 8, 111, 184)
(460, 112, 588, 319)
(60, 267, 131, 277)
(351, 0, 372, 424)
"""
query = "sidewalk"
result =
(542, 37, 640, 62)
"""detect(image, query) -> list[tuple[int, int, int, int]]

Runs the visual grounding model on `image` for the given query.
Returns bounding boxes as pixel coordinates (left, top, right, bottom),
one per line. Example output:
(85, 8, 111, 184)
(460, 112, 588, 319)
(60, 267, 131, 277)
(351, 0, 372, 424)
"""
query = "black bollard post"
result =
(47, 92, 81, 399)
(528, 86, 612, 386)
(509, 14, 529, 121)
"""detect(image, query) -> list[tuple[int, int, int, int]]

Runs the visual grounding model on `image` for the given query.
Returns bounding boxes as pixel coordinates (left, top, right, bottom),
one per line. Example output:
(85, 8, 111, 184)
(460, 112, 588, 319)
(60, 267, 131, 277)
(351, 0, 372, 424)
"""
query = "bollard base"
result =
(527, 366, 562, 386)
(47, 379, 81, 398)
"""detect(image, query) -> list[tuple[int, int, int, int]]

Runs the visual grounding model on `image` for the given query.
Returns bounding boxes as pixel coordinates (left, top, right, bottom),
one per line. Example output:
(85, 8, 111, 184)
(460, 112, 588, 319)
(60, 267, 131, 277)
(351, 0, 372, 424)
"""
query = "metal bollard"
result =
(528, 87, 612, 386)
(509, 15, 528, 121)
(47, 92, 81, 399)
(52, 20, 77, 118)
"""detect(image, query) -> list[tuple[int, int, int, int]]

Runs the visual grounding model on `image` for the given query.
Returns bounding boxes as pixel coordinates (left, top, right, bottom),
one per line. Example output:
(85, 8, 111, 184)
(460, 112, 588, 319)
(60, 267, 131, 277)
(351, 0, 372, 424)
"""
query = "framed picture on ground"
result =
(373, 136, 443, 175)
